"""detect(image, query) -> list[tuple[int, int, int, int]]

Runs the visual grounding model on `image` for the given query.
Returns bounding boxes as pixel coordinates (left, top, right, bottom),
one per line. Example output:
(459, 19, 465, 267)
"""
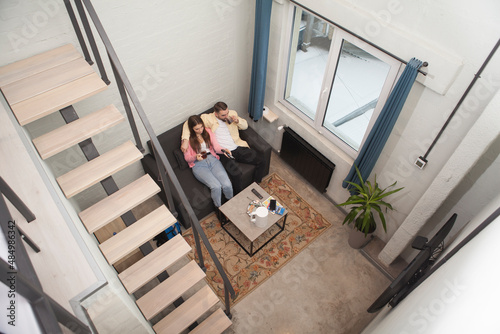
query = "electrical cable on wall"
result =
(416, 37, 500, 169)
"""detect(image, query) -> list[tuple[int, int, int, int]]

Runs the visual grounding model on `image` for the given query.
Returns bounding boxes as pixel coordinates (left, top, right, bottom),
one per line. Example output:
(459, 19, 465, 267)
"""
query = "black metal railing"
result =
(64, 0, 236, 316)
(0, 177, 91, 333)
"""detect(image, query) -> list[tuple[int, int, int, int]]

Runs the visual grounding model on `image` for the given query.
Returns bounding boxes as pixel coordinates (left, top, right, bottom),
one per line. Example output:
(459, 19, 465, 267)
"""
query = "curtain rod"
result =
(289, 0, 428, 76)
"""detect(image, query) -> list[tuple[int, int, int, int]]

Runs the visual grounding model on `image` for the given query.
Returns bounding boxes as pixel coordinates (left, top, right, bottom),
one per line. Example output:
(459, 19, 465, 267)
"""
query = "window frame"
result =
(280, 5, 403, 159)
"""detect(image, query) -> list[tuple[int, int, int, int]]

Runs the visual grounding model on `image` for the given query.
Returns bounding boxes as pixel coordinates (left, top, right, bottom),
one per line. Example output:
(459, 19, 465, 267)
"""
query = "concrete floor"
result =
(223, 151, 400, 334)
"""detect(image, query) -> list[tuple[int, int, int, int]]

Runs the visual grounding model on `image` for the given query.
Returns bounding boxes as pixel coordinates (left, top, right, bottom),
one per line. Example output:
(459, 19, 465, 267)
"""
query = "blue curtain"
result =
(343, 58, 423, 188)
(248, 0, 273, 121)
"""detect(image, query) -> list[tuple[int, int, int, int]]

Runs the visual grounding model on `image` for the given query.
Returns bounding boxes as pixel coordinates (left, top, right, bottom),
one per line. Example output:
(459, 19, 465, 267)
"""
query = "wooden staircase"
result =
(0, 44, 232, 334)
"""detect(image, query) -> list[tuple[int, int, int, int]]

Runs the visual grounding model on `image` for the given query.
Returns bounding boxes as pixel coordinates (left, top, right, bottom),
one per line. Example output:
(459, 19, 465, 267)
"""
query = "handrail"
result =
(63, 0, 93, 65)
(108, 58, 146, 154)
(73, 0, 236, 313)
(0, 177, 36, 223)
(73, 0, 110, 84)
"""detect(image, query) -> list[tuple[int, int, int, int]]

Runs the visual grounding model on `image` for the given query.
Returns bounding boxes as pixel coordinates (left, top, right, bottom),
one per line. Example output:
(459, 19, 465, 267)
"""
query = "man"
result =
(180, 101, 264, 193)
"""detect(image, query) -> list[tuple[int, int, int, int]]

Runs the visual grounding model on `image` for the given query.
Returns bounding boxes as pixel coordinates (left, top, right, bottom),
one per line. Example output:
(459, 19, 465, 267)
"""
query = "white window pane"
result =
(285, 9, 334, 120)
(323, 40, 391, 151)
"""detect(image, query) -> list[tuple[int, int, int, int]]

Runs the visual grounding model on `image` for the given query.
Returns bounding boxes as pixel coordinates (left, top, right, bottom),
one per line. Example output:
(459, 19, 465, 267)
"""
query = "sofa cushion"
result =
(143, 107, 273, 228)
(173, 148, 189, 170)
(150, 121, 184, 169)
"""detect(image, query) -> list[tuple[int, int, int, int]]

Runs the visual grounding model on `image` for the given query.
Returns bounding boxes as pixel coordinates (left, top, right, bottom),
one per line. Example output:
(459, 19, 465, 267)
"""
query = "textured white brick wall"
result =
(0, 0, 255, 209)
(0, 2, 254, 331)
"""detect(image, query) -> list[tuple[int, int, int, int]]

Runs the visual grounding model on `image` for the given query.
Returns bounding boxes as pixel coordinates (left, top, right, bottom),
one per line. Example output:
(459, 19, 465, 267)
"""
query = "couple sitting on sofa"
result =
(181, 101, 265, 208)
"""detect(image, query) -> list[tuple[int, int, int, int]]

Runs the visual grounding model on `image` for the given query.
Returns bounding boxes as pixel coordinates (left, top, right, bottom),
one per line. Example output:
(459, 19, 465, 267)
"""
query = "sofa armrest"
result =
(141, 154, 161, 182)
(240, 127, 270, 153)
(141, 154, 170, 206)
(240, 126, 272, 176)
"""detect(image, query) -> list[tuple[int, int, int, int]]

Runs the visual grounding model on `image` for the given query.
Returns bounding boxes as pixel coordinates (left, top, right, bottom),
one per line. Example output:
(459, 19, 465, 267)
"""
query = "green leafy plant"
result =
(338, 167, 403, 236)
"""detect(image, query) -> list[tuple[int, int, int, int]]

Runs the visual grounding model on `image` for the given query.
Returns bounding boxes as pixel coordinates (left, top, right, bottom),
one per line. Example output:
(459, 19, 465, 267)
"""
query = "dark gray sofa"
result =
(141, 108, 272, 228)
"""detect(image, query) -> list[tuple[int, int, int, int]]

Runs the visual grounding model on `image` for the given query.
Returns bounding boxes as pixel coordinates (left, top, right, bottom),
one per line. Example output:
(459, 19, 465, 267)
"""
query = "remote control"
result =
(223, 149, 235, 159)
(251, 188, 263, 199)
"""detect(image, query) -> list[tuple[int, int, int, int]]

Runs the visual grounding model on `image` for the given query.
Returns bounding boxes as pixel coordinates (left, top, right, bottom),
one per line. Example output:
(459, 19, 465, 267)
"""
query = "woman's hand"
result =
(196, 153, 203, 161)
(180, 139, 189, 153)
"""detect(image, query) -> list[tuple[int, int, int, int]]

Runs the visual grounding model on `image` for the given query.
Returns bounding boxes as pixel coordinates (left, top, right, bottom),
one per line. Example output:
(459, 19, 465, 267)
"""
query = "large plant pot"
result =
(348, 228, 374, 249)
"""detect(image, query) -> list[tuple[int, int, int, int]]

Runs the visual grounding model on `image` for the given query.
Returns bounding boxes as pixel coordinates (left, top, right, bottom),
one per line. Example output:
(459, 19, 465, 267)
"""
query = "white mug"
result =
(251, 207, 268, 228)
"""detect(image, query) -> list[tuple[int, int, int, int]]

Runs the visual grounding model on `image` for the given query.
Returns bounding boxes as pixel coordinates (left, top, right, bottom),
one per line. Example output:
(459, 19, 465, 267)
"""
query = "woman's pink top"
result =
(183, 128, 224, 168)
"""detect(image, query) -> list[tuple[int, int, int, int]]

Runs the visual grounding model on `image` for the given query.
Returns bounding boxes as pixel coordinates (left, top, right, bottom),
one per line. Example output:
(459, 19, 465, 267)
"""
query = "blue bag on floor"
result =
(153, 221, 182, 247)
(165, 221, 182, 240)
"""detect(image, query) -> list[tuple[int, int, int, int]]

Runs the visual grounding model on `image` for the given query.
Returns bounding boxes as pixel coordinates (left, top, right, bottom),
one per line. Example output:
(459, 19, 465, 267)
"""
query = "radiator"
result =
(280, 127, 335, 193)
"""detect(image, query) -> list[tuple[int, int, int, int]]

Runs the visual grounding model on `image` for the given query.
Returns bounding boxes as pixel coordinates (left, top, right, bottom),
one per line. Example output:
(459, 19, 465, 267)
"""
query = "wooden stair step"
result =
(137, 260, 206, 320)
(79, 175, 160, 234)
(118, 234, 192, 294)
(2, 57, 95, 105)
(190, 309, 232, 334)
(99, 205, 176, 265)
(33, 105, 124, 160)
(56, 141, 142, 198)
(11, 72, 108, 126)
(153, 285, 219, 334)
(0, 44, 80, 87)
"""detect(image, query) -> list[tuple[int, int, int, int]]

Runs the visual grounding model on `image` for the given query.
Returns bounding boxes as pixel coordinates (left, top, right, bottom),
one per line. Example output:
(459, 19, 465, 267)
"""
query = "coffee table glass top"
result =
(219, 182, 287, 242)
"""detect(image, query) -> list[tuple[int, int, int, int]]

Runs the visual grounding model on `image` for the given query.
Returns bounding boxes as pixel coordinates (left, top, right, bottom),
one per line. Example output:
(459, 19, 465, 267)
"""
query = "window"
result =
(282, 7, 401, 158)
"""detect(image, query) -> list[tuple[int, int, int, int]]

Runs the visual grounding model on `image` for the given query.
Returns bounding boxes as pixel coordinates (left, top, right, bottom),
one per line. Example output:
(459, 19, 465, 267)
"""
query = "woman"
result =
(184, 115, 233, 208)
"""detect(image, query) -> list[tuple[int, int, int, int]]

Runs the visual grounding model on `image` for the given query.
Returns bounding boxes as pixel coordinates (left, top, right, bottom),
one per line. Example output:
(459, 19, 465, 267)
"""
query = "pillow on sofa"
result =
(173, 148, 189, 170)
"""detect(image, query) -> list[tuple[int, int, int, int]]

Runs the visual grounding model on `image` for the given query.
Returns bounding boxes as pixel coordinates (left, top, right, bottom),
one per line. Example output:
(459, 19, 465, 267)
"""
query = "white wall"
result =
(379, 88, 500, 264)
(0, 101, 100, 310)
(258, 0, 500, 245)
(361, 193, 500, 334)
(0, 0, 255, 210)
(0, 226, 41, 334)
(402, 133, 500, 261)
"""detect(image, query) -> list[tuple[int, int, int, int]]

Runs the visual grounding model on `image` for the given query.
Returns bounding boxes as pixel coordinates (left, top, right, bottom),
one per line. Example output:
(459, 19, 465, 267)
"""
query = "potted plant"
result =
(338, 167, 403, 248)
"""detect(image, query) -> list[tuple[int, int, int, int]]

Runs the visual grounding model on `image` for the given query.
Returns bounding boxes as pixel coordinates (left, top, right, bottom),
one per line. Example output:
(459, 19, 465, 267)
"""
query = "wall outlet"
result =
(415, 156, 428, 169)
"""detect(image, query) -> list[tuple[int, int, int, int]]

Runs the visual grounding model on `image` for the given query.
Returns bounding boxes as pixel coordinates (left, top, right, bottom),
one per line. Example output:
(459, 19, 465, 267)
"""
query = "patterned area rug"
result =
(183, 173, 332, 306)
